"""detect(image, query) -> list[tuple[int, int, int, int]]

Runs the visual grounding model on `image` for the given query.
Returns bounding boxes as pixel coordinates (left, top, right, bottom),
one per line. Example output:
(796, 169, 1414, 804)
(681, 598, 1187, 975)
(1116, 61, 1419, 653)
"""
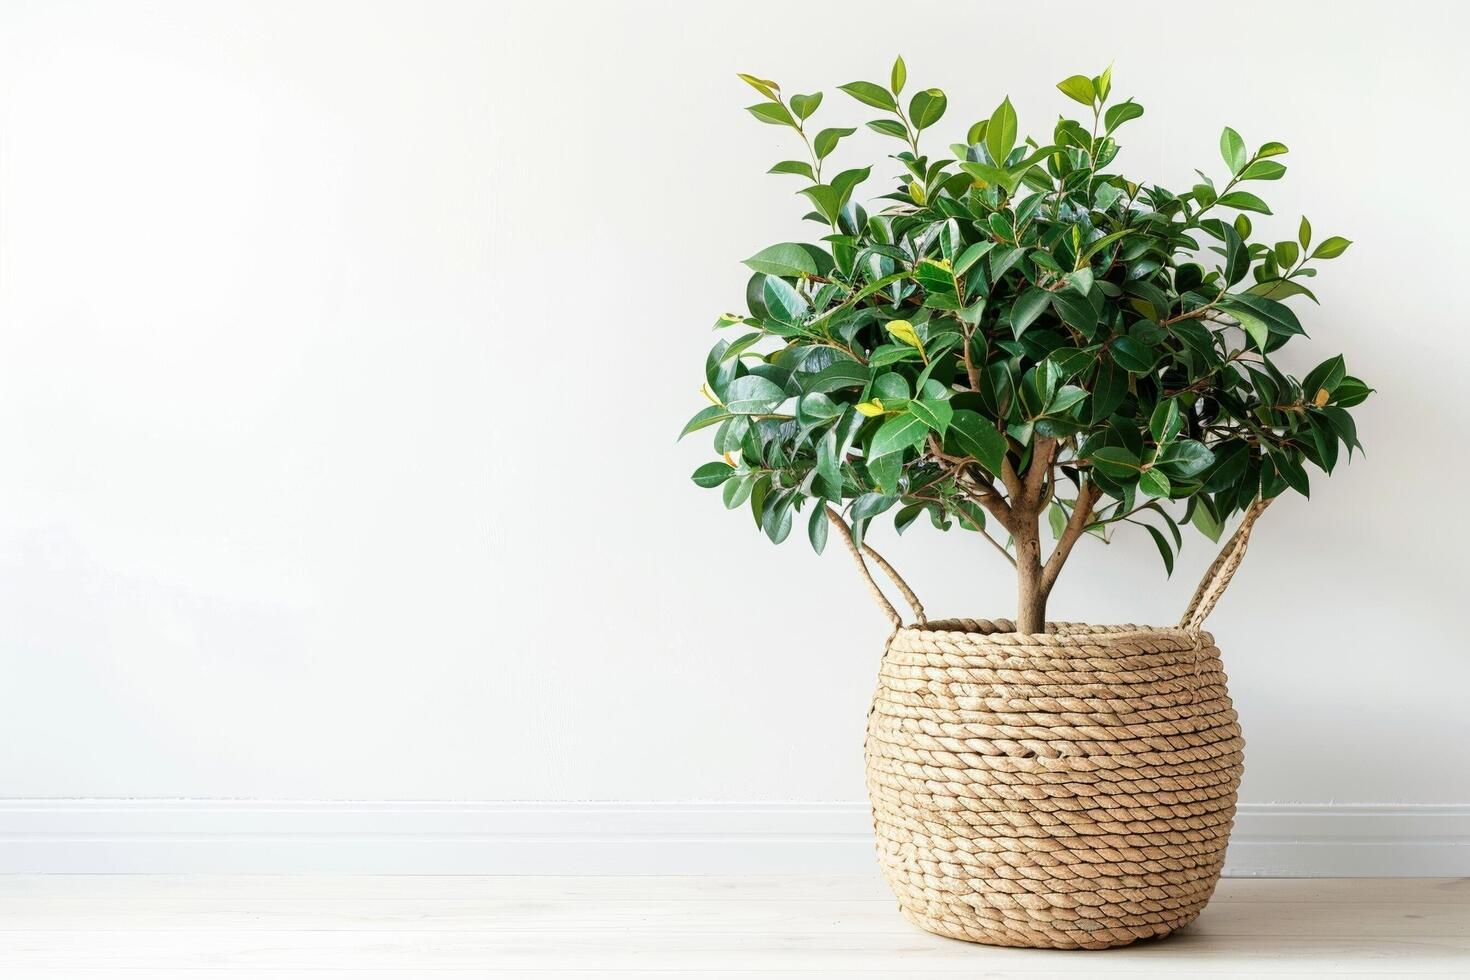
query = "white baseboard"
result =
(0, 800, 1464, 876)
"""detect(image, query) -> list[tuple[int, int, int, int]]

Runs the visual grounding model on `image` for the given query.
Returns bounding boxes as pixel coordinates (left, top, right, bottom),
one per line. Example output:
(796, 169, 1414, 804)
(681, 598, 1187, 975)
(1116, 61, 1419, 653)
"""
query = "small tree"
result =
(684, 61, 1370, 633)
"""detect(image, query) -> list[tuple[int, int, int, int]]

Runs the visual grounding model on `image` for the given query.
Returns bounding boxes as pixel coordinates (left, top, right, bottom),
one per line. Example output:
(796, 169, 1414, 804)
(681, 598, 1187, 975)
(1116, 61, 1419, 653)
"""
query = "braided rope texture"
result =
(865, 618, 1243, 950)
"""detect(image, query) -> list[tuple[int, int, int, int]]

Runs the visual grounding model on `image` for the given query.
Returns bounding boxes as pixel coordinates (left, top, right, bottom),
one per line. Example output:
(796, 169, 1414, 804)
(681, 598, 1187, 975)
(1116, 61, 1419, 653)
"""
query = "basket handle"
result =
(1179, 497, 1274, 631)
(825, 506, 927, 629)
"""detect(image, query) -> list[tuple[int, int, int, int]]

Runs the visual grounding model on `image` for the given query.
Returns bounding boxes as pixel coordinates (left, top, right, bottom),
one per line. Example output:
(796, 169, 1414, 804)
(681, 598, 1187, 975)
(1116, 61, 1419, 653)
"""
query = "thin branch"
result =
(1039, 481, 1102, 596)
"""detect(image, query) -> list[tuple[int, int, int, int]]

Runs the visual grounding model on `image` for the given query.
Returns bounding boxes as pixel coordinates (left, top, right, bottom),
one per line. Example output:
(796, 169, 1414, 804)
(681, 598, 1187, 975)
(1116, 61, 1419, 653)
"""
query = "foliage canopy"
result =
(684, 60, 1370, 631)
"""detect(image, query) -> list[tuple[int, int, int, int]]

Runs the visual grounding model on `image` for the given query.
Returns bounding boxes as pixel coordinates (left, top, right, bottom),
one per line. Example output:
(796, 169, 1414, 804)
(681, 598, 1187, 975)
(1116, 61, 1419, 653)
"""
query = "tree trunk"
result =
(1013, 510, 1047, 634)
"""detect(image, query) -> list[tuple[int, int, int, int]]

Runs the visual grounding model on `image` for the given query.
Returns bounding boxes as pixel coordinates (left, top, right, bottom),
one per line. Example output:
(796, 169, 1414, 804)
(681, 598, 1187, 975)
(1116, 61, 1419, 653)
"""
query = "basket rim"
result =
(895, 618, 1211, 645)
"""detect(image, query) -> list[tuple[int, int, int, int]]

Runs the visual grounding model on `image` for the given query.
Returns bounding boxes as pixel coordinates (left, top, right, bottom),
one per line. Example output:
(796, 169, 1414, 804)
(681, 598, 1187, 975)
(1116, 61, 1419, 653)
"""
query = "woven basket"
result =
(826, 499, 1270, 950)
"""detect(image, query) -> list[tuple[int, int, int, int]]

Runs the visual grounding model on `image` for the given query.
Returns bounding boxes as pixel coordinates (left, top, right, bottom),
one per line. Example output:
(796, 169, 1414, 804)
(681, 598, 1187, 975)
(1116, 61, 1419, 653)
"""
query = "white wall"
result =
(0, 0, 1465, 811)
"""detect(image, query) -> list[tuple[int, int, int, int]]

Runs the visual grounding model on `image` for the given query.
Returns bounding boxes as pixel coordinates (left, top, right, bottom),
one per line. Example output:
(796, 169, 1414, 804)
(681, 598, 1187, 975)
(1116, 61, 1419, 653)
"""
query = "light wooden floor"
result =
(0, 875, 1465, 976)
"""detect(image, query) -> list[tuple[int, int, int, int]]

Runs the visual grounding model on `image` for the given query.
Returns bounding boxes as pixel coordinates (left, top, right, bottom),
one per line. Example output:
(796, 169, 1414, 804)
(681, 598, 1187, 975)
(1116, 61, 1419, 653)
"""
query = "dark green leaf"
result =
(723, 375, 786, 414)
(1009, 286, 1051, 338)
(945, 410, 1008, 474)
(870, 411, 931, 458)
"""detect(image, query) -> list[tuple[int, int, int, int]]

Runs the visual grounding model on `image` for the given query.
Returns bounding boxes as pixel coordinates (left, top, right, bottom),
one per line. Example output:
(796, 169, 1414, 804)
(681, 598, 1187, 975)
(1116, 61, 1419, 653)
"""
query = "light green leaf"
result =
(691, 461, 735, 488)
(737, 73, 780, 100)
(1103, 100, 1143, 132)
(890, 55, 906, 95)
(813, 126, 855, 159)
(1220, 126, 1247, 173)
(747, 102, 796, 128)
(1218, 190, 1272, 214)
(1312, 236, 1353, 259)
(986, 97, 1017, 166)
(743, 243, 820, 278)
(1056, 74, 1095, 107)
(789, 92, 822, 120)
(909, 88, 947, 130)
(1239, 159, 1286, 181)
(838, 80, 897, 111)
(768, 160, 814, 179)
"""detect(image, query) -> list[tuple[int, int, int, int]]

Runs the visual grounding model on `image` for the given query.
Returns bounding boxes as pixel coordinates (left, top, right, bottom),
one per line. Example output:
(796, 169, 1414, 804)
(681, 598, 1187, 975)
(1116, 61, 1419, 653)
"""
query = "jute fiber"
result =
(829, 498, 1271, 949)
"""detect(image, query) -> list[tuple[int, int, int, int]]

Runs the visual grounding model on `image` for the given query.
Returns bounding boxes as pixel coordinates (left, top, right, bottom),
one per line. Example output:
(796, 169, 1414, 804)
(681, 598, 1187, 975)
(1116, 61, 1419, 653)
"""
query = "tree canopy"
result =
(684, 61, 1370, 631)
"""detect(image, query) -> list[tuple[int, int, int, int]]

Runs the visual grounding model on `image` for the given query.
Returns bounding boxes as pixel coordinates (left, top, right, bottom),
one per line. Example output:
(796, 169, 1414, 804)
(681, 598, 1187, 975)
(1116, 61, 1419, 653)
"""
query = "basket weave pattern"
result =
(864, 619, 1243, 950)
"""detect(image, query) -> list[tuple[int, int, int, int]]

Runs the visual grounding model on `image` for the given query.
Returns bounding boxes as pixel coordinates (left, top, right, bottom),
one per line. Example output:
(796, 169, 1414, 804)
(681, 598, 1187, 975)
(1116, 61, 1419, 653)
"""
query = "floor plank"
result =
(0, 876, 1463, 975)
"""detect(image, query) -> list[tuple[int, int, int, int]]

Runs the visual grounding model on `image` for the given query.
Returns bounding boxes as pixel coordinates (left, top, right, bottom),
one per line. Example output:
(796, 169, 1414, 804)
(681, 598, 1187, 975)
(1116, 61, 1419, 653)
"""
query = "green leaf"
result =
(838, 80, 897, 111)
(737, 73, 780, 100)
(1158, 439, 1215, 478)
(945, 410, 1007, 474)
(798, 184, 841, 223)
(723, 375, 786, 414)
(908, 398, 953, 436)
(986, 97, 1018, 167)
(789, 92, 822, 120)
(762, 275, 808, 323)
(1312, 236, 1353, 259)
(1056, 74, 1095, 107)
(768, 160, 815, 179)
(747, 102, 796, 128)
(680, 404, 733, 439)
(953, 241, 994, 277)
(1109, 336, 1157, 374)
(1220, 126, 1247, 173)
(1088, 445, 1142, 477)
(1302, 354, 1347, 398)
(1103, 100, 1143, 132)
(1220, 293, 1304, 340)
(1239, 159, 1286, 181)
(743, 243, 819, 278)
(885, 319, 924, 349)
(1142, 522, 1175, 574)
(762, 492, 794, 543)
(813, 127, 855, 159)
(890, 55, 906, 95)
(1258, 140, 1289, 157)
(866, 118, 908, 139)
(1009, 286, 1050, 338)
(870, 411, 930, 459)
(1150, 398, 1182, 444)
(1218, 190, 1272, 214)
(1222, 225, 1248, 286)
(691, 461, 735, 488)
(1298, 216, 1313, 250)
(908, 88, 947, 130)
(807, 360, 870, 393)
(722, 472, 754, 509)
(1139, 467, 1172, 498)
(807, 505, 828, 554)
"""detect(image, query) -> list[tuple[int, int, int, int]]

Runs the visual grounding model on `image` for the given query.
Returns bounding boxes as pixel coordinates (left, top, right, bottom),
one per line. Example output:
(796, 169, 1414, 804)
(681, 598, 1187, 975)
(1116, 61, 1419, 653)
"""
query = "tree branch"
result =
(1039, 481, 1102, 596)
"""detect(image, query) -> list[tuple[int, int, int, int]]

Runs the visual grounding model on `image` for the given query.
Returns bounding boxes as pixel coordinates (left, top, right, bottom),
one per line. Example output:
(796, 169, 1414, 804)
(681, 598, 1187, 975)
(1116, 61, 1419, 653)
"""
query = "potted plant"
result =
(683, 60, 1369, 949)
